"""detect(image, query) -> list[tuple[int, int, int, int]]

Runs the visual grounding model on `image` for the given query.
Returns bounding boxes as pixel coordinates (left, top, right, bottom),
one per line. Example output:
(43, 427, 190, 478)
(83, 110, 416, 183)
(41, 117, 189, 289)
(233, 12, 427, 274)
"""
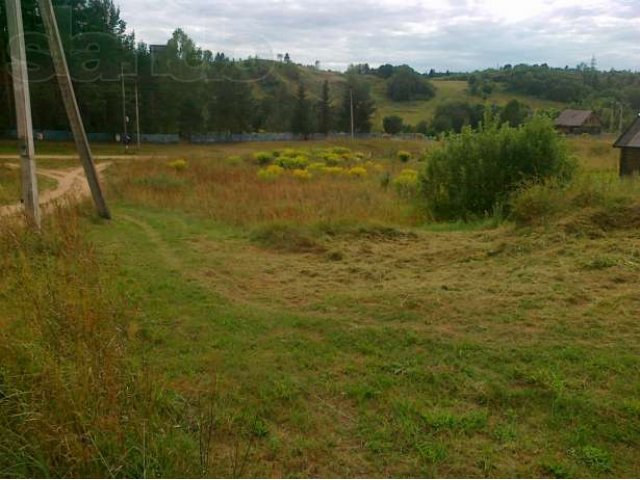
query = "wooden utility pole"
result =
(619, 102, 624, 134)
(135, 80, 141, 150)
(5, 0, 41, 227)
(37, 0, 111, 219)
(350, 87, 355, 139)
(121, 63, 128, 152)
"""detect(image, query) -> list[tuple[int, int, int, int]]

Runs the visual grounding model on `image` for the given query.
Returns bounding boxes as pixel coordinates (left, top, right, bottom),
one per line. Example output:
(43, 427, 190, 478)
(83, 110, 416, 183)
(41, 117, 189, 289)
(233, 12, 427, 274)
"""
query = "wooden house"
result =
(554, 109, 602, 135)
(614, 115, 640, 176)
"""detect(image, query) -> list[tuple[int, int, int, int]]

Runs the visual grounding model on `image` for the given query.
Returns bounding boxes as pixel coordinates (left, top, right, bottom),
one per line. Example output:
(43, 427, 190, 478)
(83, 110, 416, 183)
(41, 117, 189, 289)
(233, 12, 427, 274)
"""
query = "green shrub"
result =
(510, 181, 564, 226)
(383, 115, 404, 135)
(393, 169, 419, 199)
(276, 155, 309, 170)
(292, 169, 312, 180)
(323, 153, 344, 167)
(281, 148, 304, 158)
(167, 158, 188, 172)
(348, 166, 368, 178)
(330, 146, 351, 155)
(397, 151, 412, 163)
(420, 115, 576, 220)
(308, 162, 326, 172)
(254, 151, 273, 165)
(257, 165, 285, 181)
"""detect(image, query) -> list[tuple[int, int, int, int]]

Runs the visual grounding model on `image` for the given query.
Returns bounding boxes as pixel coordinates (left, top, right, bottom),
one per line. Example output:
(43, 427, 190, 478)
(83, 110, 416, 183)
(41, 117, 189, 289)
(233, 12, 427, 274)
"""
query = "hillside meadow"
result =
(1, 135, 640, 477)
(371, 79, 567, 130)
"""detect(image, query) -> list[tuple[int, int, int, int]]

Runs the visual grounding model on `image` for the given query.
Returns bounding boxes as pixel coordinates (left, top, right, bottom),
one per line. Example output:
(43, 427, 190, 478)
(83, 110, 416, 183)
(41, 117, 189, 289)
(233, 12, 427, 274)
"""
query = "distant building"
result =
(613, 115, 640, 176)
(554, 109, 602, 135)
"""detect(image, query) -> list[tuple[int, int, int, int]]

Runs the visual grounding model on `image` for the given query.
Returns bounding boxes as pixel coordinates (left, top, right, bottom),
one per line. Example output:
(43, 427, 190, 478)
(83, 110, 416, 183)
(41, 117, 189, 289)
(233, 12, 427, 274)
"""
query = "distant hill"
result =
(2, 1, 635, 136)
(369, 77, 567, 132)
(257, 65, 569, 133)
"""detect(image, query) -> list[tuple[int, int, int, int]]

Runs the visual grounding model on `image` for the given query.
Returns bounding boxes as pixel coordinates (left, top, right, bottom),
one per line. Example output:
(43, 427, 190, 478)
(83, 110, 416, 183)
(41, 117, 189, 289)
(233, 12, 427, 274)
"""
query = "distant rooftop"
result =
(554, 109, 595, 127)
(614, 116, 640, 149)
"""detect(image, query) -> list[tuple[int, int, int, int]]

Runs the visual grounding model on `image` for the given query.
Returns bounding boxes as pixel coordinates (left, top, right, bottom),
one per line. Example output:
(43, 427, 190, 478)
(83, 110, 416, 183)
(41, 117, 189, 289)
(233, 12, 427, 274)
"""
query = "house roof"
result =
(554, 109, 595, 127)
(614, 115, 640, 149)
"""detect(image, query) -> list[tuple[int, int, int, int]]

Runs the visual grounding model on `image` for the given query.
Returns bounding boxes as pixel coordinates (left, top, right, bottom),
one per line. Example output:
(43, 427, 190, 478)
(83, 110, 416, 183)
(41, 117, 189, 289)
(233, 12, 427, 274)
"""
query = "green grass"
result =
(0, 140, 123, 156)
(2, 137, 639, 477)
(79, 199, 640, 477)
(0, 164, 58, 205)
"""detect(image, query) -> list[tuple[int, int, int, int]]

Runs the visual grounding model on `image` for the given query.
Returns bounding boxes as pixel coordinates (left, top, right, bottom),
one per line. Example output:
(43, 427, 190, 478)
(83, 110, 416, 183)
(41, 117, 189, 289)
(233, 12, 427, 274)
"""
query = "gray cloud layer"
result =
(118, 0, 640, 71)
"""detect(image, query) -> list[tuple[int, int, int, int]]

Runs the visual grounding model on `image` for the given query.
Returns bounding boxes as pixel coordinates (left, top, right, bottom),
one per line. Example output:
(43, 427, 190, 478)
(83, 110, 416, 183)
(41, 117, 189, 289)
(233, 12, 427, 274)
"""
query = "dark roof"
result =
(554, 109, 595, 127)
(614, 116, 640, 149)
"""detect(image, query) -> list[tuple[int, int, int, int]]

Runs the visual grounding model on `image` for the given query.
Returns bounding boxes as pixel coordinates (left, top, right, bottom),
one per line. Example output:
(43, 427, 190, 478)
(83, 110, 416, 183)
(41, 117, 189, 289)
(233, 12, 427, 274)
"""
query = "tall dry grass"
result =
(565, 134, 619, 171)
(0, 204, 203, 477)
(511, 171, 640, 233)
(108, 157, 424, 227)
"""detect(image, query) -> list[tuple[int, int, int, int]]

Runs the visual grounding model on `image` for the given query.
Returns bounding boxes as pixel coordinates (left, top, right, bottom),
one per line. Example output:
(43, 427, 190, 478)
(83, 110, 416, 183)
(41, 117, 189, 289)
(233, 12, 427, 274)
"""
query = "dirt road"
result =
(0, 163, 112, 217)
(0, 154, 158, 161)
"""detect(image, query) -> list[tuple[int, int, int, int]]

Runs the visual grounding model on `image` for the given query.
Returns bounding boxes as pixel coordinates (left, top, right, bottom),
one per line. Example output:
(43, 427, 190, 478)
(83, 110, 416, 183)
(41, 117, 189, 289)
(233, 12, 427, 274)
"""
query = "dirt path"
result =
(0, 154, 164, 161)
(0, 163, 112, 217)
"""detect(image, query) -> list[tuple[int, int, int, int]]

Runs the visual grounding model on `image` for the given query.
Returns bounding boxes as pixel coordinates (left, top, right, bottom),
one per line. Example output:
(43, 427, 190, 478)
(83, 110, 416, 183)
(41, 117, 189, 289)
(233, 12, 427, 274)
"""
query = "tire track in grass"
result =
(117, 211, 312, 312)
(118, 213, 183, 273)
(115, 211, 368, 470)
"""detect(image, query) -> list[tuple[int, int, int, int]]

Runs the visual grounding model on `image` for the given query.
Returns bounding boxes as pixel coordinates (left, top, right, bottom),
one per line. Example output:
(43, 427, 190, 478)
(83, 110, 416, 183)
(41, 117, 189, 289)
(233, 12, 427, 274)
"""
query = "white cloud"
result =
(117, 0, 640, 71)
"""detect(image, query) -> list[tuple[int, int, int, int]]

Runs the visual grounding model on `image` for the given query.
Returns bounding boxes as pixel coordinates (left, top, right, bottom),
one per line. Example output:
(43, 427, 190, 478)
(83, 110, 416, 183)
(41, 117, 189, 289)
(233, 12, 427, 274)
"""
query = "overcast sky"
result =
(118, 0, 640, 72)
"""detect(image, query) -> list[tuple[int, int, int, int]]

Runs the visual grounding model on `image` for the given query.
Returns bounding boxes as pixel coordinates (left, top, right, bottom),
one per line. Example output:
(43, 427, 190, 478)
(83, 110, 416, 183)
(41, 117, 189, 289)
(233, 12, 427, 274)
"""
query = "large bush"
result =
(419, 115, 576, 220)
(383, 115, 404, 134)
(431, 101, 486, 134)
(386, 66, 437, 102)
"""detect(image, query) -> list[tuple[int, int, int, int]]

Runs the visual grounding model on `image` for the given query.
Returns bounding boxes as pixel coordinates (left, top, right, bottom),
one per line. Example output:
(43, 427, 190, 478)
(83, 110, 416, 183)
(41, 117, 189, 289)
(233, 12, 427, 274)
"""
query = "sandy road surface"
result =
(0, 162, 112, 217)
(0, 154, 163, 161)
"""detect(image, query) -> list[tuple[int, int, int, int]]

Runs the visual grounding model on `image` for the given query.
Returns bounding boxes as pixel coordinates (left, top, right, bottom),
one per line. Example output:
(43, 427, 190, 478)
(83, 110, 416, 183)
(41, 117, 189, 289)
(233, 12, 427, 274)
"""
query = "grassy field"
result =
(0, 164, 58, 205)
(371, 79, 567, 131)
(1, 136, 639, 477)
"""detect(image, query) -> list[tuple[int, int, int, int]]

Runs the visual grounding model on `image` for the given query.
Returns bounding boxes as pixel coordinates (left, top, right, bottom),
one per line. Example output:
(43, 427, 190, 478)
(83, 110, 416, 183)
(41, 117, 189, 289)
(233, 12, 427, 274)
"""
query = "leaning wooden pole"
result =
(37, 0, 111, 219)
(5, 0, 41, 228)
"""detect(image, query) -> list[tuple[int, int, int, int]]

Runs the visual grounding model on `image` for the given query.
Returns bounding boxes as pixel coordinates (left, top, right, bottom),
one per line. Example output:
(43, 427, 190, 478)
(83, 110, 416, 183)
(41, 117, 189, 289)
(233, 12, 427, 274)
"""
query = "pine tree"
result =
(339, 76, 375, 134)
(291, 82, 311, 138)
(317, 80, 332, 135)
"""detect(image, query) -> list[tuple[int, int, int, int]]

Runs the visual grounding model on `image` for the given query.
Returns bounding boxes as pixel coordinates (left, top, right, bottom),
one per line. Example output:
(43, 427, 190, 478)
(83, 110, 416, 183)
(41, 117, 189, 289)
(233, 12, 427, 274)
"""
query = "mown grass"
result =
(2, 137, 640, 477)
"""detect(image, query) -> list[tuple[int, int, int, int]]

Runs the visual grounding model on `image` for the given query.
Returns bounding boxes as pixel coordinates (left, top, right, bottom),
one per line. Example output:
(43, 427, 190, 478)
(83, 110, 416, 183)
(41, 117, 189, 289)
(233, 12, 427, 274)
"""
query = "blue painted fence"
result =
(3, 130, 423, 145)
(2, 130, 179, 144)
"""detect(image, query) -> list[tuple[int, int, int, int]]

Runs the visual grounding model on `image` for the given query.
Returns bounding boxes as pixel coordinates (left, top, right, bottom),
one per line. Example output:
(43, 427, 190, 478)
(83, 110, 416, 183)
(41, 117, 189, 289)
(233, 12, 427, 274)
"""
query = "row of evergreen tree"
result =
(4, 2, 640, 137)
(0, 1, 376, 136)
